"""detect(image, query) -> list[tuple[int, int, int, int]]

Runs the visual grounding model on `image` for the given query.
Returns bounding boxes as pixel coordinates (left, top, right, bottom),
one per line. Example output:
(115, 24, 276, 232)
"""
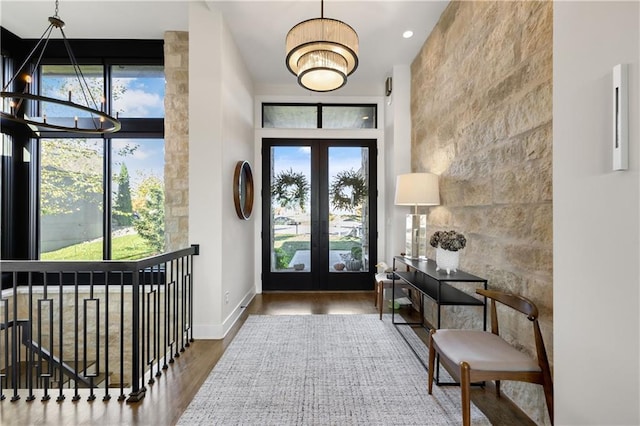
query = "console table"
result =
(392, 256, 487, 383)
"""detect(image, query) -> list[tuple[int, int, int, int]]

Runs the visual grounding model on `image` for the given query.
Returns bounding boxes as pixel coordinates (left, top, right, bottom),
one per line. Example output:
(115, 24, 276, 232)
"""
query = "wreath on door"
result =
(271, 168, 309, 210)
(330, 169, 367, 212)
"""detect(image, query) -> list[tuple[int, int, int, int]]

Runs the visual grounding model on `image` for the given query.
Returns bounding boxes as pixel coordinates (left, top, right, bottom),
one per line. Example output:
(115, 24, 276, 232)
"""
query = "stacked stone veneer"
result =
(164, 31, 189, 252)
(411, 1, 552, 424)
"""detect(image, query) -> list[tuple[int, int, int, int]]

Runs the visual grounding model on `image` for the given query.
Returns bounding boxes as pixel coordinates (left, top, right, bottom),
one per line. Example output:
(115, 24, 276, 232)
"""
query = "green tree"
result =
(113, 163, 133, 226)
(133, 176, 165, 253)
(40, 139, 103, 215)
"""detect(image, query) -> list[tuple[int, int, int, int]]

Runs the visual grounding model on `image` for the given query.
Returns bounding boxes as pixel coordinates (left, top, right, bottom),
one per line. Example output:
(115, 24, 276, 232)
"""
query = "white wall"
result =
(554, 2, 640, 424)
(189, 2, 255, 338)
(383, 65, 413, 261)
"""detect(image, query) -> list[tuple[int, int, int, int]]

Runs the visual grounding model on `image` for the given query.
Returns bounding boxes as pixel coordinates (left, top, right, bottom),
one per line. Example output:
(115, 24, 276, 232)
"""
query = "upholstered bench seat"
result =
(431, 329, 541, 372)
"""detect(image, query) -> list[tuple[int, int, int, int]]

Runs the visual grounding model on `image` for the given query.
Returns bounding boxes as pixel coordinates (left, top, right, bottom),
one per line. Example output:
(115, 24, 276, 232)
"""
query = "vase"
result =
(346, 259, 362, 271)
(436, 247, 460, 274)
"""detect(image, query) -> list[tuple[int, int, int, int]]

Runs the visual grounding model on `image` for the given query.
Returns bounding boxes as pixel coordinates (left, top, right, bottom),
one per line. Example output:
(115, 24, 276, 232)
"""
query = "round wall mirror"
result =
(233, 161, 254, 220)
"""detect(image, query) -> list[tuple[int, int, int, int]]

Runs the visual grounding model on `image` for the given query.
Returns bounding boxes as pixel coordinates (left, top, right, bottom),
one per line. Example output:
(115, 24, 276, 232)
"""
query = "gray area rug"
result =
(177, 314, 490, 425)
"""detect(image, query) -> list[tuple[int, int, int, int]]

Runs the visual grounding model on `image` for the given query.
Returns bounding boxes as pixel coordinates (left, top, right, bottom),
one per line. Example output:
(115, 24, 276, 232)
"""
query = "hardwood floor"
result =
(0, 292, 536, 425)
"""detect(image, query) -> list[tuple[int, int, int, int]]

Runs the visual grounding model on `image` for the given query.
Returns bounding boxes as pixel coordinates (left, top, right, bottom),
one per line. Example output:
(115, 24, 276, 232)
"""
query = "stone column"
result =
(164, 31, 189, 251)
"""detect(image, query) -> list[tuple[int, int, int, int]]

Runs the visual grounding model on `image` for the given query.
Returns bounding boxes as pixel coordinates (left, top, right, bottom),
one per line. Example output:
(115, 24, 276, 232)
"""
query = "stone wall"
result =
(411, 1, 552, 424)
(164, 31, 189, 251)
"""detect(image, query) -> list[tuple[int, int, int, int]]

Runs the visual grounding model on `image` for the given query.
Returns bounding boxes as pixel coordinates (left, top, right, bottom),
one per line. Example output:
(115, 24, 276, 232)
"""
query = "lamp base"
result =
(404, 214, 427, 259)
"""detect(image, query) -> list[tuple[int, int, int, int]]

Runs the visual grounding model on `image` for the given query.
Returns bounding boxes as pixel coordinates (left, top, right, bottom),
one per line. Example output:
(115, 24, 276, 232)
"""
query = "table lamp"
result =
(394, 173, 440, 259)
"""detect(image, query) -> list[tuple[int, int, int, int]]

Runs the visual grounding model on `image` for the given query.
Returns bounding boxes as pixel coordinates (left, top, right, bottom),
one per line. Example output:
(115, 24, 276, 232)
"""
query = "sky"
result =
(273, 146, 365, 181)
(40, 65, 164, 119)
(112, 139, 164, 189)
(38, 66, 165, 190)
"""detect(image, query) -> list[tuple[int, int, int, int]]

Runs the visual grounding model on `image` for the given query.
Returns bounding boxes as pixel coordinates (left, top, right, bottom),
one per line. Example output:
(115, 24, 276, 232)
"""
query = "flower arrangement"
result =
(430, 230, 467, 252)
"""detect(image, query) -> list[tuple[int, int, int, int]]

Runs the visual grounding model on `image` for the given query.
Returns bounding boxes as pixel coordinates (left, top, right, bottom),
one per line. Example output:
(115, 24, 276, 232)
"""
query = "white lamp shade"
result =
(394, 173, 440, 206)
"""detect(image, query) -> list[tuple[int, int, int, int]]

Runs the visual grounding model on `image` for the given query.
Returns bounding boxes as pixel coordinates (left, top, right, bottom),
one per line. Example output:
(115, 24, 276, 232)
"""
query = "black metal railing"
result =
(0, 244, 198, 403)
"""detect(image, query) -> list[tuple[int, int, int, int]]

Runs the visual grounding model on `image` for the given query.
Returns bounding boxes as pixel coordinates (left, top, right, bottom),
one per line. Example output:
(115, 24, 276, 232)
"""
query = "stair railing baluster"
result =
(57, 271, 65, 402)
(188, 252, 194, 343)
(154, 263, 161, 379)
(26, 272, 35, 401)
(128, 261, 144, 402)
(72, 271, 80, 401)
(162, 260, 169, 370)
(102, 270, 110, 401)
(180, 255, 185, 353)
(146, 267, 155, 386)
(168, 258, 175, 364)
(1, 294, 8, 400)
(173, 257, 179, 359)
(118, 271, 125, 401)
(84, 271, 98, 401)
(10, 271, 19, 401)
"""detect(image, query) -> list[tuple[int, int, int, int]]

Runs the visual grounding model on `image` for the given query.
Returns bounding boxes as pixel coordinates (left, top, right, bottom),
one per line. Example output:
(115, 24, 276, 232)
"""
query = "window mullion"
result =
(103, 138, 112, 260)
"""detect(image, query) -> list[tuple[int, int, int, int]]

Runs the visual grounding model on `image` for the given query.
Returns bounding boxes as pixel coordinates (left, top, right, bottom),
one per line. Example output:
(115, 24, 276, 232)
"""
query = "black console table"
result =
(391, 256, 487, 383)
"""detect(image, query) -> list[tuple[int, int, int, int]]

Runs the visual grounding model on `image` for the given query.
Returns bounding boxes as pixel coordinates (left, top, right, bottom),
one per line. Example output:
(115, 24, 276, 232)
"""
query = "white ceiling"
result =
(0, 0, 448, 90)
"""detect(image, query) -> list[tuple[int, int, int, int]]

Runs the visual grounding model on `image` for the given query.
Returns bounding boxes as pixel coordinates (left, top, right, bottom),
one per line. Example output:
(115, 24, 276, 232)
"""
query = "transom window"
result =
(262, 103, 377, 129)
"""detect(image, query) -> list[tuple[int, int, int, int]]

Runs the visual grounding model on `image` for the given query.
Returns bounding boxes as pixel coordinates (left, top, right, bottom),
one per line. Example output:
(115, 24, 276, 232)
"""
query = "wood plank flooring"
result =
(0, 292, 536, 425)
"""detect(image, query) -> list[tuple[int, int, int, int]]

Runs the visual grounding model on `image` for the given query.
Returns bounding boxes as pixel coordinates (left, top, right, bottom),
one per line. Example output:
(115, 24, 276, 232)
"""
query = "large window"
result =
(38, 64, 165, 260)
(111, 138, 165, 260)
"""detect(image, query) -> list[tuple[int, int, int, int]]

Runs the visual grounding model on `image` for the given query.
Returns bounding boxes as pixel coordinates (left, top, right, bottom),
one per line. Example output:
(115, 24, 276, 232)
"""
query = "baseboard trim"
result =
(222, 289, 255, 337)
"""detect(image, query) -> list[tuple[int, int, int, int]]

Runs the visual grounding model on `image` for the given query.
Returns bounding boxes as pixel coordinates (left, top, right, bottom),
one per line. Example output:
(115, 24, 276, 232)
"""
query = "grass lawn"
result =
(41, 233, 157, 261)
(273, 234, 361, 268)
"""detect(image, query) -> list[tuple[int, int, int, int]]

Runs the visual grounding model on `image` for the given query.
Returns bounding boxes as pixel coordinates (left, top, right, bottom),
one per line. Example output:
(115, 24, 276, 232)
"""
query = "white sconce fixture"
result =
(613, 63, 628, 171)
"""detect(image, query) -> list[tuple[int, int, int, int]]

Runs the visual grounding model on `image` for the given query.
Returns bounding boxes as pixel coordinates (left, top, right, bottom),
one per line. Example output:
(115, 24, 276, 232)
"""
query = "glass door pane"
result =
(270, 146, 311, 273)
(328, 147, 370, 274)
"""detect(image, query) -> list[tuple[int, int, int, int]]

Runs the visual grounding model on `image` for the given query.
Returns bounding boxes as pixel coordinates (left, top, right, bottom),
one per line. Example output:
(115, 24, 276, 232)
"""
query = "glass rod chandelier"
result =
(0, 0, 121, 135)
(285, 0, 359, 92)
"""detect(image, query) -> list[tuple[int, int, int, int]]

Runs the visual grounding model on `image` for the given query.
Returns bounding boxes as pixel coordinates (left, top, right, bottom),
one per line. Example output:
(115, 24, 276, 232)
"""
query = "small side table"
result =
(374, 273, 394, 320)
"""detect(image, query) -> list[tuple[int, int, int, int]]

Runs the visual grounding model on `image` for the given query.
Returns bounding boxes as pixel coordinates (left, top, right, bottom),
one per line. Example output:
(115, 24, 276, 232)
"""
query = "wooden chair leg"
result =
(461, 362, 471, 426)
(374, 281, 379, 307)
(377, 282, 384, 320)
(495, 379, 501, 397)
(542, 378, 554, 425)
(428, 329, 436, 394)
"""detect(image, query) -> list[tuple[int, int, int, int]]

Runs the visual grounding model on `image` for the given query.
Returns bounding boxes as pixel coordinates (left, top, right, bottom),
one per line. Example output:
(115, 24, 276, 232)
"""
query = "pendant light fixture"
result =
(0, 0, 121, 135)
(285, 0, 359, 92)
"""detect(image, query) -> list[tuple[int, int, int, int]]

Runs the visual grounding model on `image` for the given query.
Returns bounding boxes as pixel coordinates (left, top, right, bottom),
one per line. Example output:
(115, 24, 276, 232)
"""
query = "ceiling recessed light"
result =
(402, 30, 414, 39)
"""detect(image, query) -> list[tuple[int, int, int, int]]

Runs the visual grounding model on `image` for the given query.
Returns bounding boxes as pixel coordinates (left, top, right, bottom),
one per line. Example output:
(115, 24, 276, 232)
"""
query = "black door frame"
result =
(261, 138, 377, 291)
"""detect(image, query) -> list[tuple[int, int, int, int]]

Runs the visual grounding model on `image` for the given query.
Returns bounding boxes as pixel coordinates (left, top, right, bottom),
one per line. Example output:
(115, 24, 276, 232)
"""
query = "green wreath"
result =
(271, 168, 309, 210)
(330, 169, 367, 212)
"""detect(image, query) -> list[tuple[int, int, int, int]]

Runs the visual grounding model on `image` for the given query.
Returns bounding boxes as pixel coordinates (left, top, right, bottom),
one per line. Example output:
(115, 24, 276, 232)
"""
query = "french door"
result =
(262, 138, 377, 291)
